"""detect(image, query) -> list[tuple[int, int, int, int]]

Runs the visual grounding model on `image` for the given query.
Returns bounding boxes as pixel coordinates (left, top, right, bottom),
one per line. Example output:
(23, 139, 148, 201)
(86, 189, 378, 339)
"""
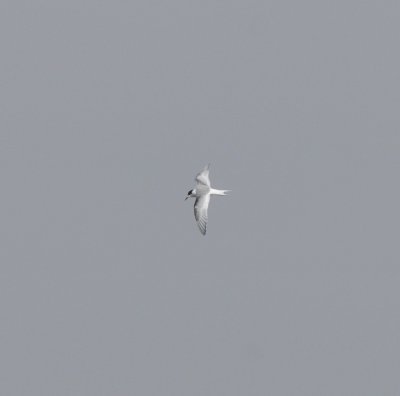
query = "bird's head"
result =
(185, 189, 195, 200)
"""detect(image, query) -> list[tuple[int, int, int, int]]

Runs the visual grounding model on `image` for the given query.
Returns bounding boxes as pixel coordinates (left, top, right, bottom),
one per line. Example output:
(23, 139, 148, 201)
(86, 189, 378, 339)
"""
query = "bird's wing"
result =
(195, 164, 211, 187)
(194, 193, 210, 235)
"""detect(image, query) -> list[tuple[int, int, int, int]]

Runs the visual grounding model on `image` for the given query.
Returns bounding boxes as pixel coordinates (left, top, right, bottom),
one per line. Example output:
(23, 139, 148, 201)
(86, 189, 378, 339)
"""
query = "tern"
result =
(185, 164, 230, 235)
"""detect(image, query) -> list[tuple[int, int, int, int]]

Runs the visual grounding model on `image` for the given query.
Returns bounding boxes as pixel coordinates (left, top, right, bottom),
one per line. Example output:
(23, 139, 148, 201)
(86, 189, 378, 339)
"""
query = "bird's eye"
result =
(188, 190, 192, 195)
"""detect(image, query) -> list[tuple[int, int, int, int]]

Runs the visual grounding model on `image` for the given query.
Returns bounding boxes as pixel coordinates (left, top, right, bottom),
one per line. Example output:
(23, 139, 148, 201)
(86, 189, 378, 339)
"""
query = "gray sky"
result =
(1, 1, 400, 395)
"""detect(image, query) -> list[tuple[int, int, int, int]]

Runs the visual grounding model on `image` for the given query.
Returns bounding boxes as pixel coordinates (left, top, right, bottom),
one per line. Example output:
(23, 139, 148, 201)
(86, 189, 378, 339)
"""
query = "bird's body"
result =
(185, 164, 230, 235)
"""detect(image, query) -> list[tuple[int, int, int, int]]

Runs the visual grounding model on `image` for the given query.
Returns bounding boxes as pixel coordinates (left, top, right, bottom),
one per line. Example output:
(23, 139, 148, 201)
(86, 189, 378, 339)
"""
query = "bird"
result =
(185, 164, 230, 235)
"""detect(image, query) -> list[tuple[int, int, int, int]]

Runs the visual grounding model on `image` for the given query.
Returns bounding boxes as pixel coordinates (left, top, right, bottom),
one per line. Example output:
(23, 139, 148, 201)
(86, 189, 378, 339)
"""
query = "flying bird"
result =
(185, 164, 230, 235)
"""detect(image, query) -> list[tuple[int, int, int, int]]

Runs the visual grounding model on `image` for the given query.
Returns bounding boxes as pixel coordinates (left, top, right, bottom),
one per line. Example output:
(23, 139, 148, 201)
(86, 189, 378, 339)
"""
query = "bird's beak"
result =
(185, 196, 189, 201)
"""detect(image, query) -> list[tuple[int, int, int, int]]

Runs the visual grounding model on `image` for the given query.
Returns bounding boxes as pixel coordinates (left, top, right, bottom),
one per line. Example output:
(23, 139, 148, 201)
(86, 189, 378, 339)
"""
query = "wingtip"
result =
(198, 225, 207, 235)
(197, 223, 207, 235)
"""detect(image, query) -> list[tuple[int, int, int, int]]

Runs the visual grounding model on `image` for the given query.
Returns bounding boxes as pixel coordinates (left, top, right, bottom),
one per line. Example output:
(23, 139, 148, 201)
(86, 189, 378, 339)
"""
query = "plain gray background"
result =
(1, 0, 399, 395)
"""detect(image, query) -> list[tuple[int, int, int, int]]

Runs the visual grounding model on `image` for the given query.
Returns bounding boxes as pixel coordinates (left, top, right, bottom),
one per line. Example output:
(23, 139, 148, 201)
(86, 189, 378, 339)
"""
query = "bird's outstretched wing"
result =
(194, 194, 210, 235)
(195, 164, 211, 187)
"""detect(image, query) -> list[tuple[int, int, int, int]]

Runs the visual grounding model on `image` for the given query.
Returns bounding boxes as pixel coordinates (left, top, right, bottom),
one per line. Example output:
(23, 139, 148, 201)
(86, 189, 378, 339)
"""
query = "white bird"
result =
(185, 164, 230, 235)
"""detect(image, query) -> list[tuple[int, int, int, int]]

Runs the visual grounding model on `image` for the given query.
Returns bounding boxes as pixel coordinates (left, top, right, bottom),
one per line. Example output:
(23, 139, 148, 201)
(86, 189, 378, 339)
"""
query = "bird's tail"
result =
(210, 189, 231, 196)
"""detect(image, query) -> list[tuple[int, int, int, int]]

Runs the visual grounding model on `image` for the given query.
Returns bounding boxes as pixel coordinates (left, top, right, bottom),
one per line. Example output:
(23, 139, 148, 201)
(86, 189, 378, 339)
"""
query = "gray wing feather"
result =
(195, 164, 211, 187)
(194, 194, 210, 235)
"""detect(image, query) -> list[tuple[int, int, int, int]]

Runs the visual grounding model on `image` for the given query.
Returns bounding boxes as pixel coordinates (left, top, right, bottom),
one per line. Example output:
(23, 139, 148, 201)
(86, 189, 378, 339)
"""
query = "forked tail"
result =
(210, 189, 231, 196)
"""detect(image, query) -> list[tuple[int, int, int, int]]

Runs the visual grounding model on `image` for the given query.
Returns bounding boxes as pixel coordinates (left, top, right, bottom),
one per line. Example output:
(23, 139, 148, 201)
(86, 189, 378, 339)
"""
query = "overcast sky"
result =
(1, 1, 400, 395)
